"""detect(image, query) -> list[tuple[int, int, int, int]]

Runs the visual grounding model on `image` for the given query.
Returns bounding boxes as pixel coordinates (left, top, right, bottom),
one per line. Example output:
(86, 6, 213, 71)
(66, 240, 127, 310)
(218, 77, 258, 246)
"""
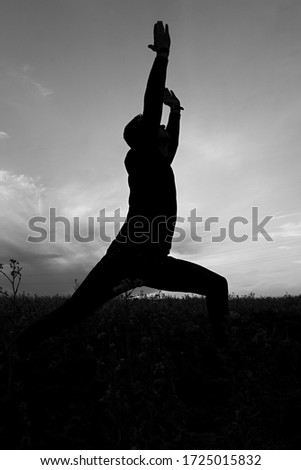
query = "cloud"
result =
(0, 131, 9, 140)
(0, 170, 111, 294)
(0, 170, 45, 239)
(268, 217, 301, 240)
(21, 65, 54, 98)
(0, 170, 46, 258)
(279, 221, 301, 238)
(273, 211, 301, 220)
(32, 81, 54, 97)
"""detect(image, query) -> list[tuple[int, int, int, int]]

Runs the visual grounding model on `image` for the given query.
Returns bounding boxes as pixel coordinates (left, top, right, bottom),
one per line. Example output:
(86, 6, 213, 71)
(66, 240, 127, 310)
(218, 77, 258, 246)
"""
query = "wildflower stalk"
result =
(0, 259, 23, 315)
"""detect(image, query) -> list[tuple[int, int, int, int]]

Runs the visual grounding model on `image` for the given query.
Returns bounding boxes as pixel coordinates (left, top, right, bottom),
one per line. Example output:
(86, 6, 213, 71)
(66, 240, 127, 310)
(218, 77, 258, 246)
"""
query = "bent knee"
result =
(215, 274, 228, 293)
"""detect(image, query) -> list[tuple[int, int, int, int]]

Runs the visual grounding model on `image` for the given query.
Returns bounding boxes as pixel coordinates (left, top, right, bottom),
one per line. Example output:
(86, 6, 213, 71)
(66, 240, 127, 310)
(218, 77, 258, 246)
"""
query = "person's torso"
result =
(113, 147, 177, 255)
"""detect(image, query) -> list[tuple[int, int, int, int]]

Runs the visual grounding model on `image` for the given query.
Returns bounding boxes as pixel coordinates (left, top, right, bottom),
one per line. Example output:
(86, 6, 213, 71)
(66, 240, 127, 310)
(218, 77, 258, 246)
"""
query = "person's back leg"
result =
(16, 253, 138, 353)
(142, 256, 229, 346)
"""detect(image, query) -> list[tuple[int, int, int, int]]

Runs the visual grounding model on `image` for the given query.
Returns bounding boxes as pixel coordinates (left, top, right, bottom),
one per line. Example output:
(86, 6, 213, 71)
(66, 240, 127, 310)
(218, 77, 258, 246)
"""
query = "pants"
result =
(17, 248, 229, 348)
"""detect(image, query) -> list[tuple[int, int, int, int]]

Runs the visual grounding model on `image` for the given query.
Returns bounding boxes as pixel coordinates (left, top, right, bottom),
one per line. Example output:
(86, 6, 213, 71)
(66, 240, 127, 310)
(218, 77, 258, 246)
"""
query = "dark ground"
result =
(1, 293, 301, 449)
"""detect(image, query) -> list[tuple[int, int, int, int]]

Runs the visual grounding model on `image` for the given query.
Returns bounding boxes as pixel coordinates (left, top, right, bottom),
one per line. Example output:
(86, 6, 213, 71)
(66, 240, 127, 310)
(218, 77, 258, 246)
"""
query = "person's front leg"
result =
(142, 256, 229, 346)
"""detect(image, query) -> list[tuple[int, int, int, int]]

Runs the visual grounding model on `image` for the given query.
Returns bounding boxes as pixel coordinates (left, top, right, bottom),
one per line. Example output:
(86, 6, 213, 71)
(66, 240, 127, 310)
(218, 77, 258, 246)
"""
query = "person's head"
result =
(123, 115, 170, 154)
(123, 114, 143, 149)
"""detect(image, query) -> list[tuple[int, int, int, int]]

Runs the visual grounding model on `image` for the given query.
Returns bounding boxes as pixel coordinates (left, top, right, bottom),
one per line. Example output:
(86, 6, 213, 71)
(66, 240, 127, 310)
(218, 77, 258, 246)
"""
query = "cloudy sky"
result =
(1, 0, 301, 296)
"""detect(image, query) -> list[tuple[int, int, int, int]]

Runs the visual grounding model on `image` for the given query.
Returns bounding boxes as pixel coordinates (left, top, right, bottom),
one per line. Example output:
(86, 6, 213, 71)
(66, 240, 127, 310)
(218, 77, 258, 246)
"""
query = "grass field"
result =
(1, 293, 301, 449)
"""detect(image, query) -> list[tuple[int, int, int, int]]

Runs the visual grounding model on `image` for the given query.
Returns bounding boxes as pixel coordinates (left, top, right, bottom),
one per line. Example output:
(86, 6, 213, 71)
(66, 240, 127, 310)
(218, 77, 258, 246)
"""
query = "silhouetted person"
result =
(17, 22, 229, 353)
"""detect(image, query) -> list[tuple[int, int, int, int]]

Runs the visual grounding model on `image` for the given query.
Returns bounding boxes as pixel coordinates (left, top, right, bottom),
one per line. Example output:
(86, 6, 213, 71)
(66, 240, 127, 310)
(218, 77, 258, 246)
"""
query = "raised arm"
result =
(164, 89, 183, 163)
(142, 22, 171, 136)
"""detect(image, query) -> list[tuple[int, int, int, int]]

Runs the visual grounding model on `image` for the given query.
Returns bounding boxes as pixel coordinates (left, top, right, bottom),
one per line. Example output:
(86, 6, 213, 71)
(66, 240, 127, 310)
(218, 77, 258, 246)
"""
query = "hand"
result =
(163, 88, 184, 110)
(148, 21, 171, 53)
